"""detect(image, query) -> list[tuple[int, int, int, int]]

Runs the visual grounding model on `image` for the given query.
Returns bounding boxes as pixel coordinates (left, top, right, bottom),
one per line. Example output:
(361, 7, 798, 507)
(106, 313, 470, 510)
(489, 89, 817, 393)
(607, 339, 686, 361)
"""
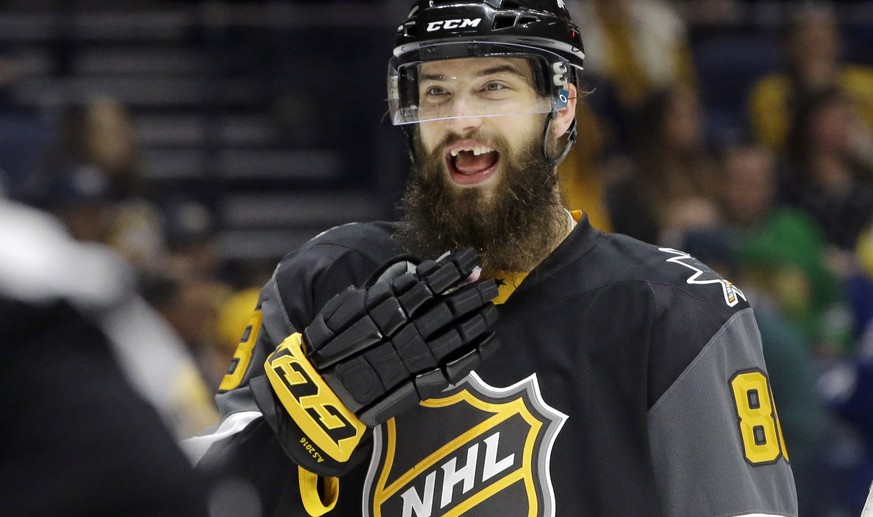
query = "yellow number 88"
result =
(729, 370, 789, 464)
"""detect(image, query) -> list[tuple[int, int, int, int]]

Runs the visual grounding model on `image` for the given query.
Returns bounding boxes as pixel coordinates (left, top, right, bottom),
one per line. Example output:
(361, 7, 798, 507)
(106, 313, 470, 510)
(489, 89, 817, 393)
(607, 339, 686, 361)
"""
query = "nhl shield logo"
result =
(362, 372, 567, 516)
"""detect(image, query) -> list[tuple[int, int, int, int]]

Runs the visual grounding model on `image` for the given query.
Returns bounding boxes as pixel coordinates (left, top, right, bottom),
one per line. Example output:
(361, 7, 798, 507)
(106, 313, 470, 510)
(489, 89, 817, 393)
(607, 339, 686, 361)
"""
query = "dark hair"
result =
(785, 86, 847, 187)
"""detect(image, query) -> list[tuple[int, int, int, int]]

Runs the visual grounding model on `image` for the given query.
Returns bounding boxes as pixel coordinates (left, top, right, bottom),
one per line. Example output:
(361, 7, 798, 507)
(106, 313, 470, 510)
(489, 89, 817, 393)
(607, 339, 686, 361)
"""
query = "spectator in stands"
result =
(720, 141, 852, 358)
(853, 225, 873, 341)
(567, 0, 697, 113)
(720, 143, 781, 230)
(39, 163, 117, 245)
(0, 43, 55, 200)
(784, 86, 873, 252)
(567, 0, 697, 108)
(820, 228, 873, 514)
(747, 3, 873, 153)
(208, 259, 275, 391)
(0, 42, 26, 114)
(142, 270, 232, 391)
(38, 97, 166, 269)
(139, 197, 241, 391)
(606, 85, 721, 245)
(45, 97, 144, 196)
(822, 347, 873, 515)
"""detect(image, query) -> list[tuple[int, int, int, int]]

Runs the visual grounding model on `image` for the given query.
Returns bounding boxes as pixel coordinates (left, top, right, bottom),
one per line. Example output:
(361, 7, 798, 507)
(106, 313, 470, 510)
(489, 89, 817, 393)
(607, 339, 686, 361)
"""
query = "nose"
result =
(445, 115, 484, 136)
(444, 95, 484, 135)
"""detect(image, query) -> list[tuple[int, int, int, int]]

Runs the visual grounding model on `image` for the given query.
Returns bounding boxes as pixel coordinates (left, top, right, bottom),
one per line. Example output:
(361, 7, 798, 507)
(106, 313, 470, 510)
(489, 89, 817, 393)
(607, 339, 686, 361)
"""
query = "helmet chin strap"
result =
(402, 125, 419, 167)
(542, 111, 577, 169)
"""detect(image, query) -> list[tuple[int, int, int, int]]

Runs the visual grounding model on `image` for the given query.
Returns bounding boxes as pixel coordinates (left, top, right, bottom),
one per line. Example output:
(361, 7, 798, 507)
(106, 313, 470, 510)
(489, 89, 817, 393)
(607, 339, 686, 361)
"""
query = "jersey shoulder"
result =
(587, 232, 758, 409)
(593, 231, 750, 315)
(264, 221, 405, 335)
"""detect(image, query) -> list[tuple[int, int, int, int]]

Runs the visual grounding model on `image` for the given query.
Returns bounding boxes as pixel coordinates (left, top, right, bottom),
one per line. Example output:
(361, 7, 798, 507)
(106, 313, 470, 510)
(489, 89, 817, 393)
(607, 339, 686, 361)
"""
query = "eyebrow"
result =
(419, 64, 528, 82)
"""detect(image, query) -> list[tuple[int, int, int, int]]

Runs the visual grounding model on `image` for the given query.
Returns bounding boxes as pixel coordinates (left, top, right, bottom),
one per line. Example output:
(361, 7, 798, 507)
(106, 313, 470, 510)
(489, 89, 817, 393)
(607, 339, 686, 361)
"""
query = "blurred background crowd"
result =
(1, 0, 872, 515)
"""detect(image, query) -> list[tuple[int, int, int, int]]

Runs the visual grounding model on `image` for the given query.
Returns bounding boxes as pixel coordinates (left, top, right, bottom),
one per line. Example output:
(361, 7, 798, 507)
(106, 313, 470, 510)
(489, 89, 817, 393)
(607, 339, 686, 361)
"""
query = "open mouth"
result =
(445, 142, 500, 186)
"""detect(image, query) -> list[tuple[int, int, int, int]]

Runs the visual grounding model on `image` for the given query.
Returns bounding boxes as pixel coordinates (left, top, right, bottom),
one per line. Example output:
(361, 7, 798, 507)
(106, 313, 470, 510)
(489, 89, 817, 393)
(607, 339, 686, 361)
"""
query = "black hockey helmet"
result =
(388, 0, 584, 164)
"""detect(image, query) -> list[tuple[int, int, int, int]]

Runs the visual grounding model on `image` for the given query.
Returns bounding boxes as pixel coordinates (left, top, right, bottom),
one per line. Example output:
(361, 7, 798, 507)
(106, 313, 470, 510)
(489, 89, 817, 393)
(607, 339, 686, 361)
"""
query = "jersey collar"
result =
(492, 209, 599, 304)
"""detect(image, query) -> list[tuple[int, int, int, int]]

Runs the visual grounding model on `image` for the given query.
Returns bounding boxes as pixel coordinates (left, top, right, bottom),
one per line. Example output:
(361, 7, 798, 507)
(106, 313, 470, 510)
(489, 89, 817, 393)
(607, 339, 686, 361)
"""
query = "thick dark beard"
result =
(396, 127, 567, 277)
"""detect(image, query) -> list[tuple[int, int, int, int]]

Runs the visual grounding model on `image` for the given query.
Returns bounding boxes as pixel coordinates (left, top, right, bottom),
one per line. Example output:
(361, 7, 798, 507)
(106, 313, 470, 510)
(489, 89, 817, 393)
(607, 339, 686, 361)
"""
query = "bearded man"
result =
(185, 2, 798, 516)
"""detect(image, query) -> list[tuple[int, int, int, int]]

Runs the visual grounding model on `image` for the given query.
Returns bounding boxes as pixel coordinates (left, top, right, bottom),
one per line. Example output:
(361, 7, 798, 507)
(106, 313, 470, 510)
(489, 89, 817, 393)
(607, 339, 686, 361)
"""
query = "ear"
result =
(550, 83, 578, 138)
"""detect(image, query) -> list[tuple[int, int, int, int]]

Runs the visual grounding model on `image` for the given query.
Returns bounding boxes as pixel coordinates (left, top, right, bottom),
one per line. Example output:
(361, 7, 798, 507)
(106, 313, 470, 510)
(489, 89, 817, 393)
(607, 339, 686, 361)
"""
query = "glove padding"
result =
(305, 247, 500, 426)
(259, 248, 500, 477)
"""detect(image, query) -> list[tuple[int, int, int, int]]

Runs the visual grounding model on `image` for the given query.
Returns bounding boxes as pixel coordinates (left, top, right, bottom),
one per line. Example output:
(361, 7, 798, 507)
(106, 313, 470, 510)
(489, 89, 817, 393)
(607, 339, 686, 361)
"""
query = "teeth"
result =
(450, 145, 494, 157)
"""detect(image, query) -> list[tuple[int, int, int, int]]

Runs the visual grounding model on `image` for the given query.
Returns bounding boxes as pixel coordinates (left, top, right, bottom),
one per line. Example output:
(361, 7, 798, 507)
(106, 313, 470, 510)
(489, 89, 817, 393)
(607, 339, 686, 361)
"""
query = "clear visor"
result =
(388, 42, 571, 126)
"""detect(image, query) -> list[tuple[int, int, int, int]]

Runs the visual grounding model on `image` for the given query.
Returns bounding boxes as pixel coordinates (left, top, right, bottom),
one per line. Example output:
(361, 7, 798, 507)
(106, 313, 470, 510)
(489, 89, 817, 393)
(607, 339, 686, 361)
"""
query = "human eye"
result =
(479, 80, 515, 100)
(422, 84, 450, 100)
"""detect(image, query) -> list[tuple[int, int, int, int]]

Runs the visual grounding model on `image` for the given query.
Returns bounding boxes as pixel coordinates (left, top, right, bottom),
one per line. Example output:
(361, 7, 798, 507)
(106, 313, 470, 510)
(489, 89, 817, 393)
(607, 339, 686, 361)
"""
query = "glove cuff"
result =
(260, 333, 368, 476)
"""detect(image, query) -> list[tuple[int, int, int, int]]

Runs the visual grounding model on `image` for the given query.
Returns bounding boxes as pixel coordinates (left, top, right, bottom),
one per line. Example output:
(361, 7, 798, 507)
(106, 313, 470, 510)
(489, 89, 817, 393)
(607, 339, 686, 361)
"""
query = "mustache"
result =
(415, 130, 504, 161)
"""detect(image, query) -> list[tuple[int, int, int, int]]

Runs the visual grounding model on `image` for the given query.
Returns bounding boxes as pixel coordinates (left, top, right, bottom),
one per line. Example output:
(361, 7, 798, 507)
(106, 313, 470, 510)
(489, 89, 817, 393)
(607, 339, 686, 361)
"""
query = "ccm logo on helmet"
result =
(426, 18, 482, 32)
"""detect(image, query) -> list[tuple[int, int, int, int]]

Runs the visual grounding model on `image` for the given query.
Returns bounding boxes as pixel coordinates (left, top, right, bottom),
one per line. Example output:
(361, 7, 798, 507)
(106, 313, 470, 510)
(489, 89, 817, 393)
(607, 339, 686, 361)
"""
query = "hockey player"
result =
(185, 1, 798, 515)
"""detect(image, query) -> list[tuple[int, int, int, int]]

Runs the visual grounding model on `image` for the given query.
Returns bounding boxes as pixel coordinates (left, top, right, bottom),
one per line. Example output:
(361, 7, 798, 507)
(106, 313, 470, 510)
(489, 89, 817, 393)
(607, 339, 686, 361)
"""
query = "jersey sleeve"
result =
(181, 226, 401, 513)
(647, 307, 798, 516)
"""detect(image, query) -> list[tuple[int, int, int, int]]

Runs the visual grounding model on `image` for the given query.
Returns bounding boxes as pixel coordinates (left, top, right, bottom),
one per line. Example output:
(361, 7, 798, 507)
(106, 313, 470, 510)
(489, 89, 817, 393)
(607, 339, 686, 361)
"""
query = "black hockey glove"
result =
(259, 248, 500, 477)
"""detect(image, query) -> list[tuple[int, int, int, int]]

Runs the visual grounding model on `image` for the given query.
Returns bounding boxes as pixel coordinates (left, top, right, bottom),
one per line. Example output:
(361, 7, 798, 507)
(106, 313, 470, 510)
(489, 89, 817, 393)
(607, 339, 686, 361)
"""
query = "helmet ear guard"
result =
(543, 112, 577, 168)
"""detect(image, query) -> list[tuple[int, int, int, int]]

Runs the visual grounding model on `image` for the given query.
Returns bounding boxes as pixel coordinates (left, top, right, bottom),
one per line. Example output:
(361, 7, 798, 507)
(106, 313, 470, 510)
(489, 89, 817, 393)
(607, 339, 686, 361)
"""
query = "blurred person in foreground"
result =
(185, 1, 796, 515)
(0, 198, 208, 515)
(34, 113, 227, 432)
(32, 162, 219, 438)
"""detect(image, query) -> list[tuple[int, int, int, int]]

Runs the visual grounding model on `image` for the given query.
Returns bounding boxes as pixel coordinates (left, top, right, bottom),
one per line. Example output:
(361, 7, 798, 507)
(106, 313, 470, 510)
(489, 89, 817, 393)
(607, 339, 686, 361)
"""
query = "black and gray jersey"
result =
(186, 216, 798, 517)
